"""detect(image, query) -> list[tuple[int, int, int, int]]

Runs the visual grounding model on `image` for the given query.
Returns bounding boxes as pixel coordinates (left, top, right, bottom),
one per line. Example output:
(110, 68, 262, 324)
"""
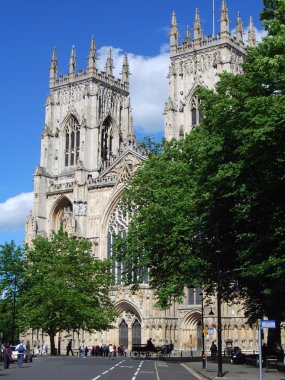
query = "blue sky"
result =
(0, 0, 265, 246)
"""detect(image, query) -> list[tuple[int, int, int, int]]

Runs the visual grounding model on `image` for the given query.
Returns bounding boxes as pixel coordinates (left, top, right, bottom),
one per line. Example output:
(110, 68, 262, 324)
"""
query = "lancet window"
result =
(64, 116, 80, 167)
(101, 116, 113, 162)
(191, 95, 203, 128)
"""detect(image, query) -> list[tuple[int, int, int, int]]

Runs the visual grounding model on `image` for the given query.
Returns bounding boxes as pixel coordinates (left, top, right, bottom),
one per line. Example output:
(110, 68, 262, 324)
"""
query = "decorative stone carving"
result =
(62, 207, 76, 234)
(73, 201, 87, 216)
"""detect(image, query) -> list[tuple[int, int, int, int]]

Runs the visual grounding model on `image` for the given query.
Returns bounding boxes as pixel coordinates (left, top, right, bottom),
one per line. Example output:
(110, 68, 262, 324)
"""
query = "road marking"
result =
(131, 360, 143, 380)
(119, 365, 134, 368)
(91, 360, 125, 380)
(180, 363, 207, 380)
(154, 361, 161, 380)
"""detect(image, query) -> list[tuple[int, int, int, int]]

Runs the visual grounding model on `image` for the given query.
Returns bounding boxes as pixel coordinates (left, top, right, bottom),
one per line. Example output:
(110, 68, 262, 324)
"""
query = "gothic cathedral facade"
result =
(26, 1, 261, 353)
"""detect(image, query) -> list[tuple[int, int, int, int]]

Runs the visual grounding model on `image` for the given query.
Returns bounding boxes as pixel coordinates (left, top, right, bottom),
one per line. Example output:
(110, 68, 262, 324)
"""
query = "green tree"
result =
(20, 229, 117, 355)
(0, 241, 24, 343)
(114, 0, 285, 352)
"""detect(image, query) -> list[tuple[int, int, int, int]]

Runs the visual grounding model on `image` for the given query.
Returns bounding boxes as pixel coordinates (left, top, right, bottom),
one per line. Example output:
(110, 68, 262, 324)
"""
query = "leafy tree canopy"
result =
(0, 241, 24, 343)
(113, 0, 285, 350)
(20, 229, 117, 354)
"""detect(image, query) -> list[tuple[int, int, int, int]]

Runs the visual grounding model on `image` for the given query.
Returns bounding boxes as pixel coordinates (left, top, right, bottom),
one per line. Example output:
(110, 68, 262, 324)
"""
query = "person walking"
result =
(66, 339, 74, 356)
(3, 344, 12, 369)
(16, 341, 26, 368)
(108, 344, 114, 360)
(210, 341, 218, 360)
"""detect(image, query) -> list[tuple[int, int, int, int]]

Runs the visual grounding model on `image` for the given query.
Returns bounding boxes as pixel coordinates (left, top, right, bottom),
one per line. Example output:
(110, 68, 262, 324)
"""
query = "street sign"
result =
(260, 320, 276, 329)
(208, 328, 214, 335)
(202, 329, 208, 334)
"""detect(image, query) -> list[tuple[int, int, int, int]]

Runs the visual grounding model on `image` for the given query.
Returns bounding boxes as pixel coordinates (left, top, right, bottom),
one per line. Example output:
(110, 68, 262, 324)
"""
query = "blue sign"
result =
(260, 320, 276, 329)
(208, 328, 214, 335)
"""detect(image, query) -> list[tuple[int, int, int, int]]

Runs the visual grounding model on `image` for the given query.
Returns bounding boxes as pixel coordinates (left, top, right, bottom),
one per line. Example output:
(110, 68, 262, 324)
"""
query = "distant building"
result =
(26, 1, 266, 353)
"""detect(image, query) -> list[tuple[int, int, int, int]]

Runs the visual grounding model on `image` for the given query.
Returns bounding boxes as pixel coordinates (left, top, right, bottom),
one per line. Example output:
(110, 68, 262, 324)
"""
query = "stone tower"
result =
(164, 0, 256, 140)
(26, 37, 141, 247)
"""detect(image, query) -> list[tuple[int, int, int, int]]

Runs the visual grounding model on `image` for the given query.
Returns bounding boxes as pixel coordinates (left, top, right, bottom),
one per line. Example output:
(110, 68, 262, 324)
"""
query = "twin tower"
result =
(165, 0, 256, 140)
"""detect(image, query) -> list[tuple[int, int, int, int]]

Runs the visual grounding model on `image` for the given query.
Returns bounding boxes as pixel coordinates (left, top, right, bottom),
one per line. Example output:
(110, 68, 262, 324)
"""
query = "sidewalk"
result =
(187, 360, 285, 380)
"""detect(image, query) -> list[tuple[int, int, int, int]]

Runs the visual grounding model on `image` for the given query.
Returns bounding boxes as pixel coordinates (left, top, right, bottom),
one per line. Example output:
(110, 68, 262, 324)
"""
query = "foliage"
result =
(0, 241, 24, 343)
(114, 0, 285, 350)
(20, 229, 117, 354)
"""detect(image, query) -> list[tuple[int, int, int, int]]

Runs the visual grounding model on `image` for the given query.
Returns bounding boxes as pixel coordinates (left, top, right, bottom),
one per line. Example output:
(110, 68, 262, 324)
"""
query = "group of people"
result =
(66, 340, 126, 358)
(1, 341, 29, 369)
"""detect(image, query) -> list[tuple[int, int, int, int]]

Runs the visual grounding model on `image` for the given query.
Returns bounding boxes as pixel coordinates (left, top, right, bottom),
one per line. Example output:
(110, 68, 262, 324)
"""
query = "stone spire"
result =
(69, 45, 77, 77)
(220, 0, 229, 36)
(49, 47, 58, 83)
(105, 48, 114, 76)
(185, 25, 191, 43)
(236, 11, 244, 43)
(121, 52, 130, 85)
(248, 16, 256, 47)
(87, 35, 96, 71)
(170, 11, 178, 51)
(194, 8, 201, 40)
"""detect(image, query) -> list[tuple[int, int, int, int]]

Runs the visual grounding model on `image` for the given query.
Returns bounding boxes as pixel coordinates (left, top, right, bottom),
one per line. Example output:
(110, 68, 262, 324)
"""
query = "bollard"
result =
(202, 354, 206, 370)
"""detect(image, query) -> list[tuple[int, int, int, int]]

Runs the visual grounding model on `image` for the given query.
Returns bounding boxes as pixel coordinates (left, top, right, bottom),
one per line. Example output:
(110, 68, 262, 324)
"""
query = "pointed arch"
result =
(100, 114, 121, 163)
(50, 195, 73, 232)
(63, 114, 80, 167)
(115, 299, 142, 324)
(187, 84, 203, 129)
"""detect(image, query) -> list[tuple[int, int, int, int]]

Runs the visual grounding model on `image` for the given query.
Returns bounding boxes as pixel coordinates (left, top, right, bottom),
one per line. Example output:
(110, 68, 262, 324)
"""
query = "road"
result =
(2, 356, 205, 380)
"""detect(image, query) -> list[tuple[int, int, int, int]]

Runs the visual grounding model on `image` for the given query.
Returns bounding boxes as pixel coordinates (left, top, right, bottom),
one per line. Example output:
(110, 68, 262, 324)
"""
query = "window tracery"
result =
(64, 116, 80, 166)
(107, 201, 139, 285)
(191, 94, 203, 128)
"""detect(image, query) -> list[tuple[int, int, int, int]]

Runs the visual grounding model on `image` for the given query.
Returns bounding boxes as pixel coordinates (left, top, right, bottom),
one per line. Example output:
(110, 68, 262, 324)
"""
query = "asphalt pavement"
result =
(188, 359, 285, 380)
(0, 355, 203, 380)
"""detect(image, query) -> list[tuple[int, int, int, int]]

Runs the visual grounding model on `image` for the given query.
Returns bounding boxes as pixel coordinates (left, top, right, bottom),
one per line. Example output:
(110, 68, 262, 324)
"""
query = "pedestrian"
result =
(210, 342, 218, 360)
(44, 344, 48, 355)
(66, 339, 74, 356)
(2, 344, 12, 369)
(108, 344, 114, 360)
(262, 343, 267, 362)
(16, 341, 26, 368)
(85, 345, 89, 357)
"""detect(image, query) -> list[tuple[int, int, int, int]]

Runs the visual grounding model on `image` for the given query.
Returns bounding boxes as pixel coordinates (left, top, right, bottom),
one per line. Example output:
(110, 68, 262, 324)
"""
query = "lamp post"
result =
(216, 250, 223, 377)
(215, 223, 223, 377)
(201, 293, 206, 369)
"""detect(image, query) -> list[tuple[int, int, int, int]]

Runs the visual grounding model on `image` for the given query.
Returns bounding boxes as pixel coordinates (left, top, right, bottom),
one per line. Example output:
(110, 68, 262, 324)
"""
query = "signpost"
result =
(258, 320, 276, 380)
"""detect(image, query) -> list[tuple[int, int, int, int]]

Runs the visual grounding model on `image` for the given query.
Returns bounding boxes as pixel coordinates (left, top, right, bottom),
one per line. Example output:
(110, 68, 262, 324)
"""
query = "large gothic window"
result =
(107, 201, 148, 285)
(108, 202, 130, 285)
(65, 116, 80, 167)
(191, 95, 202, 128)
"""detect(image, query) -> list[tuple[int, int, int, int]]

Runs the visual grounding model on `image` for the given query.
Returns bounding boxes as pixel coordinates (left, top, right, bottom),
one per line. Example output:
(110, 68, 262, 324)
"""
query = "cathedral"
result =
(26, 1, 264, 354)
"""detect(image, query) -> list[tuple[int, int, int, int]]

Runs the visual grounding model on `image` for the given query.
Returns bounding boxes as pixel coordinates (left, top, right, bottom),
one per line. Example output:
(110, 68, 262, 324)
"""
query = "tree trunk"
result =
(49, 333, 57, 356)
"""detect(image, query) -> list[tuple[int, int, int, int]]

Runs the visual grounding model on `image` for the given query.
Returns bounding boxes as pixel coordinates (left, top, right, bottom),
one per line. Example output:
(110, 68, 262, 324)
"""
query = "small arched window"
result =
(64, 116, 80, 167)
(191, 95, 203, 128)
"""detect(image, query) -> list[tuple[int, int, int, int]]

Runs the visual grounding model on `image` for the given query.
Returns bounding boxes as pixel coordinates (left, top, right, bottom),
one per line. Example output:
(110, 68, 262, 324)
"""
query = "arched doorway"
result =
(119, 320, 128, 348)
(132, 319, 141, 346)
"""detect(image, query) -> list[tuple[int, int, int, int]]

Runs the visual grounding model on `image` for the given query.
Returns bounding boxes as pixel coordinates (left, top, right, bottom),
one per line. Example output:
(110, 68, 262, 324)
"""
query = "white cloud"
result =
(231, 26, 267, 44)
(97, 46, 170, 134)
(0, 193, 33, 231)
